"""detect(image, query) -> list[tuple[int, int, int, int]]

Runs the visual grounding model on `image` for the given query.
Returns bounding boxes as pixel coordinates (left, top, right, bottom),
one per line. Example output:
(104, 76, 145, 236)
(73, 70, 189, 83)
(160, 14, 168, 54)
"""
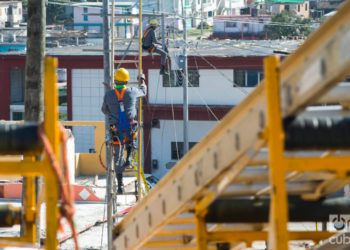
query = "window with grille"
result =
(171, 142, 197, 160)
(225, 21, 237, 28)
(163, 70, 199, 87)
(233, 69, 263, 87)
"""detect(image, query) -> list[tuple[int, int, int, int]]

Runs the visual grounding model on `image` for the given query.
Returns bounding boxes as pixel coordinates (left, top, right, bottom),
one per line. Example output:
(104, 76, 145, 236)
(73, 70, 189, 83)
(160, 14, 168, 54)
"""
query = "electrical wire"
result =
(191, 48, 250, 95)
(190, 18, 319, 28)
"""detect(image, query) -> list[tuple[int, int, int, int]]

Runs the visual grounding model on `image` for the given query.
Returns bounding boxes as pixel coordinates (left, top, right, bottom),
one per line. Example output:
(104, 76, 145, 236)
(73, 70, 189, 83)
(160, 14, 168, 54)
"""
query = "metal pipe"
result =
(102, 0, 113, 248)
(0, 123, 42, 155)
(137, 0, 144, 200)
(0, 204, 21, 227)
(206, 197, 350, 223)
(182, 0, 189, 154)
(161, 14, 165, 50)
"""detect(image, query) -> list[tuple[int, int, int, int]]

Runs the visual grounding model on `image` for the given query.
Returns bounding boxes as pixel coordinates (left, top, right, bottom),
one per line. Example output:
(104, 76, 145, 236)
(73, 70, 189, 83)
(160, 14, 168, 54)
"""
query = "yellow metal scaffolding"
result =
(0, 57, 61, 249)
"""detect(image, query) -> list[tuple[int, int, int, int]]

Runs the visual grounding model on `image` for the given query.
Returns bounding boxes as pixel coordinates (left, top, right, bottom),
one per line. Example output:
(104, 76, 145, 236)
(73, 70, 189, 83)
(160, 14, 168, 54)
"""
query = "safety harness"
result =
(113, 88, 137, 145)
(142, 27, 156, 53)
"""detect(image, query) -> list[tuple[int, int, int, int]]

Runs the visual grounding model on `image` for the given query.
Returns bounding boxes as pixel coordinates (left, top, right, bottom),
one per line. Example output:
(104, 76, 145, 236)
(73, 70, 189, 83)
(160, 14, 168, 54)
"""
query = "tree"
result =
(47, 3, 68, 25)
(265, 11, 313, 39)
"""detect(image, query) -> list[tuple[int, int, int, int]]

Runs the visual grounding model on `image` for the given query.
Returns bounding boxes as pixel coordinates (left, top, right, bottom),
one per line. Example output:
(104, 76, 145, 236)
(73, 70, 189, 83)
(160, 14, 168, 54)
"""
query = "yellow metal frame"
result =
(0, 57, 61, 249)
(264, 55, 350, 250)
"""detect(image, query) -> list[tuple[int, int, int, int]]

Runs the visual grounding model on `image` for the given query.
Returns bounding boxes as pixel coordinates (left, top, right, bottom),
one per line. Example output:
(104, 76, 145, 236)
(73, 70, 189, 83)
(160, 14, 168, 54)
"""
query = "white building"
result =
(0, 1, 22, 28)
(2, 41, 301, 178)
(143, 0, 216, 30)
(190, 0, 217, 27)
(216, 0, 246, 16)
(73, 2, 138, 37)
(213, 15, 271, 38)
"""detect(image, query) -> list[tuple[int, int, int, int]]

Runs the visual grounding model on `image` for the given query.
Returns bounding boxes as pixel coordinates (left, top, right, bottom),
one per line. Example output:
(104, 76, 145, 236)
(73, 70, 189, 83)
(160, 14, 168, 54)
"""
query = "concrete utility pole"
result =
(102, 0, 113, 249)
(182, 0, 189, 154)
(24, 0, 45, 122)
(201, 0, 204, 36)
(22, 0, 46, 244)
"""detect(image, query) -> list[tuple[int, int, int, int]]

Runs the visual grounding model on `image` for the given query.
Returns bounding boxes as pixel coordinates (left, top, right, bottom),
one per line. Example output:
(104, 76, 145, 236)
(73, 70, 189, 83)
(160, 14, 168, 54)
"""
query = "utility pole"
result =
(102, 0, 113, 249)
(24, 0, 45, 122)
(22, 0, 46, 244)
(161, 14, 165, 50)
(182, 0, 189, 154)
(201, 0, 204, 36)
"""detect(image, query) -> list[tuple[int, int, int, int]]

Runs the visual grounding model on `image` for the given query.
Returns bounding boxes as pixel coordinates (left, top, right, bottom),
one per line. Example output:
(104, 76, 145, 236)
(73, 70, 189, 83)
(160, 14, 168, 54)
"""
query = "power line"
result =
(214, 18, 319, 28)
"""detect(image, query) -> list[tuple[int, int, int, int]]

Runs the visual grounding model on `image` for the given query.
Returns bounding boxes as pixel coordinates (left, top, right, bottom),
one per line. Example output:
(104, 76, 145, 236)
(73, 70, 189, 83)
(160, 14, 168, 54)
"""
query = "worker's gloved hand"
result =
(110, 125, 117, 132)
(137, 74, 146, 82)
(110, 125, 118, 142)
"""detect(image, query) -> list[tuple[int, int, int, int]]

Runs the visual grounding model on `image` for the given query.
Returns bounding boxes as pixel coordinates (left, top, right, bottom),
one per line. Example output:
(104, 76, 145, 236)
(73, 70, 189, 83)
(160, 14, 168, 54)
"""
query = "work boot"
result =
(124, 145, 133, 169)
(160, 65, 169, 75)
(117, 173, 124, 194)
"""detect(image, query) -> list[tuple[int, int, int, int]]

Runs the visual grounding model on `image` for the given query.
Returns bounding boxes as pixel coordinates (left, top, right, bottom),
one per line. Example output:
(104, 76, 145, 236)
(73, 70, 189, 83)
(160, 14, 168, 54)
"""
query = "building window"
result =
(225, 21, 237, 28)
(171, 142, 197, 160)
(10, 68, 24, 104)
(233, 70, 262, 87)
(258, 72, 264, 83)
(243, 23, 249, 28)
(233, 69, 245, 87)
(208, 11, 213, 17)
(188, 69, 200, 87)
(83, 7, 88, 21)
(163, 70, 199, 87)
(247, 70, 259, 87)
(305, 3, 308, 11)
(285, 5, 290, 11)
(12, 112, 23, 121)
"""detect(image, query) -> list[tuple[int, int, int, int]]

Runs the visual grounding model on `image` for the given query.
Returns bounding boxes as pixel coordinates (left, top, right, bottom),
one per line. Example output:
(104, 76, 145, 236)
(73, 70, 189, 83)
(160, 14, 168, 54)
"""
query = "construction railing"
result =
(113, 1, 350, 249)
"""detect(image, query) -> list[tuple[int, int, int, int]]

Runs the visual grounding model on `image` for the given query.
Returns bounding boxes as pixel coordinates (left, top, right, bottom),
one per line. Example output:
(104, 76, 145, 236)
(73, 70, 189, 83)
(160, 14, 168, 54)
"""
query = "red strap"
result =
(114, 88, 127, 101)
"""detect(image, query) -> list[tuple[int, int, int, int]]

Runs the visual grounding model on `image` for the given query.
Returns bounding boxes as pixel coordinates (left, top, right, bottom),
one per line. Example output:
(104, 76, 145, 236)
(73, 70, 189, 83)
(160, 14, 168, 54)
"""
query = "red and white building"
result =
(0, 41, 298, 177)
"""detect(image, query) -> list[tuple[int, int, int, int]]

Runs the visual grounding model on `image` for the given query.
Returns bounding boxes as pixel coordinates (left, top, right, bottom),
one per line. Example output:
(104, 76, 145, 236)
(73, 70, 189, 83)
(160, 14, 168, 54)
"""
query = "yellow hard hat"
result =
(149, 19, 158, 26)
(114, 68, 130, 82)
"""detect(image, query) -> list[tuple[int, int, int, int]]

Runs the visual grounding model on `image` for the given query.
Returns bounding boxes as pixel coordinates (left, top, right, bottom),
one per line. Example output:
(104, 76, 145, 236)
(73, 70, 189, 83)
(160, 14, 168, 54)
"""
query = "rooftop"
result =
(264, 0, 306, 3)
(0, 39, 303, 57)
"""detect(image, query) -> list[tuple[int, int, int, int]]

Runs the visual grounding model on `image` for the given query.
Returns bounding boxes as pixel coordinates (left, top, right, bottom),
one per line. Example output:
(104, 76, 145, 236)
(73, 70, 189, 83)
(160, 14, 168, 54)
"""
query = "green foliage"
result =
(47, 3, 69, 25)
(197, 21, 210, 29)
(265, 10, 313, 39)
(22, 0, 28, 9)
